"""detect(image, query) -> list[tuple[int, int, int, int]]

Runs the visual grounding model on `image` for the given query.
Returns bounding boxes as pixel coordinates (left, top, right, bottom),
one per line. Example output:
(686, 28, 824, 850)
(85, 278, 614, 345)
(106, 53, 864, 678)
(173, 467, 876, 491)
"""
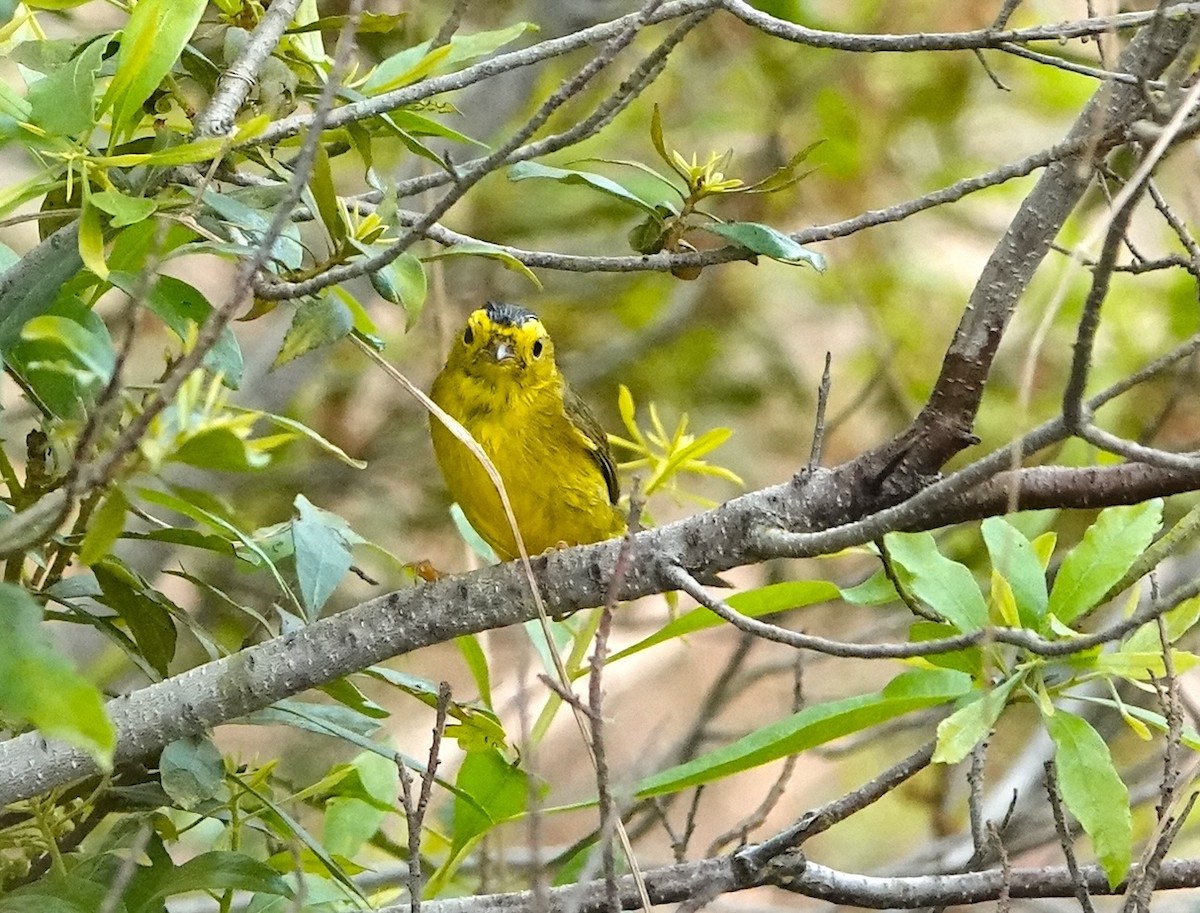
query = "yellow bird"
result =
(429, 302, 625, 561)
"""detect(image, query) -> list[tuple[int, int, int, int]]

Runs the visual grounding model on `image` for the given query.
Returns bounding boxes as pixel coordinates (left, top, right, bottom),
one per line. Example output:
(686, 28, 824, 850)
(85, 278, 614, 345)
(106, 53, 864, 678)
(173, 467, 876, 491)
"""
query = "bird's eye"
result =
(463, 326, 475, 345)
(532, 339, 544, 358)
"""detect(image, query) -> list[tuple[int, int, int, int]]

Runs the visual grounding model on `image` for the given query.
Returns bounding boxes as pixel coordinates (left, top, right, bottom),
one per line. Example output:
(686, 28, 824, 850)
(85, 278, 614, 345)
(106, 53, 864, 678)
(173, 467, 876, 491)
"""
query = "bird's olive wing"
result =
(563, 382, 620, 505)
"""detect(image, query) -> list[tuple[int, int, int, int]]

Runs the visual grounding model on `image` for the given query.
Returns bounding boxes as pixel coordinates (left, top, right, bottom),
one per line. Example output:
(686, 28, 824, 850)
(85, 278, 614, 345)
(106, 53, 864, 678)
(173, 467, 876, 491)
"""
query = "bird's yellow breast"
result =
(430, 363, 623, 561)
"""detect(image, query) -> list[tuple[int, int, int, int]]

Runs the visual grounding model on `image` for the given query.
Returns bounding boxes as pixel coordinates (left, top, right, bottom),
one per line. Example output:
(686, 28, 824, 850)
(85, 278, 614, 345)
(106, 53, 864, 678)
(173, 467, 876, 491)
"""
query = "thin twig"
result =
(875, 537, 940, 622)
(1045, 760, 1096, 913)
(431, 0, 473, 49)
(967, 739, 989, 863)
(397, 683, 453, 913)
(591, 485, 644, 913)
(665, 562, 1184, 660)
(735, 740, 936, 872)
(808, 352, 832, 469)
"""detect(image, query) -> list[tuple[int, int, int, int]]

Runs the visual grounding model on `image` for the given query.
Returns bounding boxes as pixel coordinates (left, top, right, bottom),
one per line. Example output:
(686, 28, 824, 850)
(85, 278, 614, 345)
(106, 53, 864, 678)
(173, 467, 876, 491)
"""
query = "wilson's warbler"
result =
(429, 301, 625, 561)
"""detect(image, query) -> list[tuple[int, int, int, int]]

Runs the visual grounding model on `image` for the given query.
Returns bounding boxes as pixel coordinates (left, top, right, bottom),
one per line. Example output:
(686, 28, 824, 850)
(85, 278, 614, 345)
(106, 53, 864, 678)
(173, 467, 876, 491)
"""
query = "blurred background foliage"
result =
(3, 0, 1200, 904)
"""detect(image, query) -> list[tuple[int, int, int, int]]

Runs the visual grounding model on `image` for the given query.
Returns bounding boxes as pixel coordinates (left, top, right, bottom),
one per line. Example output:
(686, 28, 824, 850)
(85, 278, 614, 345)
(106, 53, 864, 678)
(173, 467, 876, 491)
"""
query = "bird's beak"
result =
(490, 340, 516, 362)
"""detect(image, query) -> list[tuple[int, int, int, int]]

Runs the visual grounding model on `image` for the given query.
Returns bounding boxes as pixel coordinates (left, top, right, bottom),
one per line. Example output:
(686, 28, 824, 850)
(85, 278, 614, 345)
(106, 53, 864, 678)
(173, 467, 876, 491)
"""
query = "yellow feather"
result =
(430, 303, 625, 561)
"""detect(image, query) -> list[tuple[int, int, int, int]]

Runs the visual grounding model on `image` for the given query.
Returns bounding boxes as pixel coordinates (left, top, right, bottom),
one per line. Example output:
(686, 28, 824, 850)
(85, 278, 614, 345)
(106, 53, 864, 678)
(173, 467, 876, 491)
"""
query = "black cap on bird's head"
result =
(484, 301, 538, 327)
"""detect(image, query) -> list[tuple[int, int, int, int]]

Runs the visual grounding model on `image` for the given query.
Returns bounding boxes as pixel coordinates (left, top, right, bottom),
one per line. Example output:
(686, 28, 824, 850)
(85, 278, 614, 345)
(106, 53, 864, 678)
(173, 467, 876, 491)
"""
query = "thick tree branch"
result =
(4, 409, 1199, 807)
(402, 852, 1200, 913)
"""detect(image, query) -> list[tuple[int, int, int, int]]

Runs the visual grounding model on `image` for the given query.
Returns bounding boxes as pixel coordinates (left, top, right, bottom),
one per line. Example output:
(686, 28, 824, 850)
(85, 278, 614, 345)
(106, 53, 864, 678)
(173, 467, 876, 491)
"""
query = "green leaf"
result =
(128, 528, 237, 556)
(102, 0, 207, 142)
(89, 189, 156, 228)
(1084, 649, 1199, 680)
(287, 11, 406, 34)
(242, 699, 383, 742)
(364, 666, 508, 749)
(388, 109, 486, 148)
(743, 140, 823, 194)
(198, 187, 304, 270)
(649, 104, 680, 177)
(274, 296, 353, 368)
(884, 532, 988, 632)
(160, 735, 225, 809)
(241, 408, 366, 469)
(700, 221, 825, 270)
(933, 674, 1023, 764)
(21, 312, 114, 383)
(168, 427, 275, 473)
(0, 233, 84, 355)
(142, 850, 293, 905)
(308, 140, 346, 248)
(605, 580, 839, 667)
(0, 876, 111, 913)
(319, 677, 389, 719)
(909, 621, 983, 676)
(449, 502, 499, 563)
(79, 486, 129, 566)
(292, 494, 353, 618)
(1045, 709, 1132, 887)
(422, 241, 542, 289)
(232, 774, 364, 902)
(635, 669, 971, 797)
(451, 747, 529, 856)
(1047, 500, 1162, 624)
(26, 35, 107, 135)
(0, 77, 32, 126)
(456, 635, 493, 708)
(839, 568, 899, 606)
(508, 161, 663, 216)
(364, 22, 535, 95)
(93, 558, 178, 678)
(0, 583, 115, 767)
(357, 245, 426, 330)
(8, 302, 115, 416)
(989, 570, 1020, 627)
(363, 43, 451, 96)
(1071, 695, 1200, 751)
(982, 516, 1048, 629)
(323, 752, 399, 856)
(22, 0, 94, 8)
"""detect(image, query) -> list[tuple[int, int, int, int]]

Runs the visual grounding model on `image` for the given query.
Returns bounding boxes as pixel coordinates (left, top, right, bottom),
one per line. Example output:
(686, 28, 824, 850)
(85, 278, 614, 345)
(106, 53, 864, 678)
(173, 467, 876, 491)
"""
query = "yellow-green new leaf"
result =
(78, 196, 108, 279)
(934, 674, 1023, 764)
(80, 486, 129, 566)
